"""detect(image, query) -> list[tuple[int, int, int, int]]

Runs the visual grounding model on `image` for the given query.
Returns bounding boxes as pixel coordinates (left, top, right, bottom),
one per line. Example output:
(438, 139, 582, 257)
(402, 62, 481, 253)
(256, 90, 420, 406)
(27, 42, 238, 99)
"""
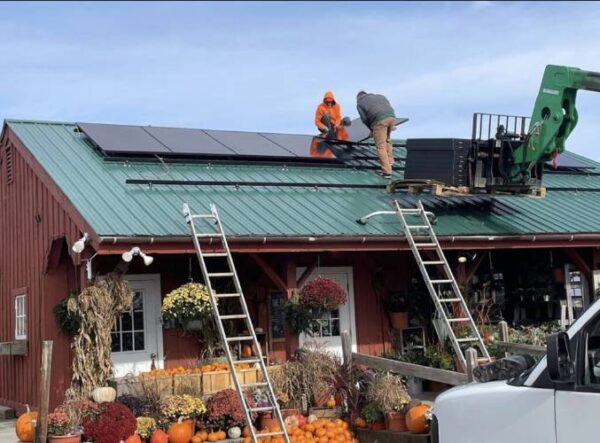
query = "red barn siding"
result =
(0, 135, 85, 410)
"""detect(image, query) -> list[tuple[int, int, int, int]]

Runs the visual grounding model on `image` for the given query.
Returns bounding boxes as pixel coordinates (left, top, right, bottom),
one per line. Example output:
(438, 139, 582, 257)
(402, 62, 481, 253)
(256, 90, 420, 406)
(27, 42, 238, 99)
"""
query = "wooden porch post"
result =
(284, 258, 299, 358)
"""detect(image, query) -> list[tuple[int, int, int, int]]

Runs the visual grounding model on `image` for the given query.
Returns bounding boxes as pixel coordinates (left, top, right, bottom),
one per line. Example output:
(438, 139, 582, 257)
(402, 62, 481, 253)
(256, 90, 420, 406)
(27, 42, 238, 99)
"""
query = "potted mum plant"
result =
(161, 394, 207, 435)
(82, 402, 136, 443)
(47, 410, 80, 443)
(299, 277, 348, 314)
(385, 291, 409, 329)
(360, 402, 384, 431)
(161, 282, 213, 331)
(204, 389, 256, 433)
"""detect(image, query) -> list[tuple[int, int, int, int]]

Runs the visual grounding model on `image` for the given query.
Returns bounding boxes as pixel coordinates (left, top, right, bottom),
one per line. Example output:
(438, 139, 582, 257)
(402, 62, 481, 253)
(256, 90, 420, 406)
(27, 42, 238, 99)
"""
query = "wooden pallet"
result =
(387, 179, 546, 198)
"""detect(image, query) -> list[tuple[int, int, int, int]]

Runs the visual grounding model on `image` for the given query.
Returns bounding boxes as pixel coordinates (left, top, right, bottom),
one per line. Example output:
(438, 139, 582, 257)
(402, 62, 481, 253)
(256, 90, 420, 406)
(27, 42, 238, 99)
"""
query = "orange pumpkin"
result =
(207, 432, 220, 442)
(196, 430, 209, 441)
(242, 344, 254, 358)
(150, 429, 169, 443)
(217, 430, 227, 440)
(243, 438, 252, 443)
(326, 397, 336, 408)
(406, 404, 431, 434)
(353, 417, 367, 429)
(192, 436, 204, 443)
(124, 434, 142, 443)
(15, 405, 38, 442)
(168, 417, 194, 443)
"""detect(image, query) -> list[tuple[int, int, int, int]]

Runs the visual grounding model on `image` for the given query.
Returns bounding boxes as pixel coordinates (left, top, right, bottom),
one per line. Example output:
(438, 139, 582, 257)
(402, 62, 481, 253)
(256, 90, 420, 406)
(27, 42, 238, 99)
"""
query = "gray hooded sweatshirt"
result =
(356, 92, 396, 129)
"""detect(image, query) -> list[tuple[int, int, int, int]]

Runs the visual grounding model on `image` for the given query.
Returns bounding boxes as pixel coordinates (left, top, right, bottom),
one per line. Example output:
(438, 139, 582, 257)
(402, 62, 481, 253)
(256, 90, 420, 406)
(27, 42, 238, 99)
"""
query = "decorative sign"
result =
(270, 291, 285, 339)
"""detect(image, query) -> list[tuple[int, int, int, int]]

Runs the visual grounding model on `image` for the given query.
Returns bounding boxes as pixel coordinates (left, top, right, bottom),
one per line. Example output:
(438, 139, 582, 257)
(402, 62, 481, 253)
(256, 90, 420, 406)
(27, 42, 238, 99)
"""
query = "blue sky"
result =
(2, 1, 600, 159)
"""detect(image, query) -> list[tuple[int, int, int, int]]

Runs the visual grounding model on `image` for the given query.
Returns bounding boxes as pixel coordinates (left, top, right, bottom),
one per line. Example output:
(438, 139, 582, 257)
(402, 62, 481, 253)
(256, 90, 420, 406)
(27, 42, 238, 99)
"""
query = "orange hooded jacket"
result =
(314, 91, 342, 132)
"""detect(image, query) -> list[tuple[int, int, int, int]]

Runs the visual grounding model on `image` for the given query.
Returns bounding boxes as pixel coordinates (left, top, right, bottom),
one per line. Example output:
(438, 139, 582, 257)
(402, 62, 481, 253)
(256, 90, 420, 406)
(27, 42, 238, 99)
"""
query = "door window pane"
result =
(310, 309, 341, 337)
(112, 291, 146, 353)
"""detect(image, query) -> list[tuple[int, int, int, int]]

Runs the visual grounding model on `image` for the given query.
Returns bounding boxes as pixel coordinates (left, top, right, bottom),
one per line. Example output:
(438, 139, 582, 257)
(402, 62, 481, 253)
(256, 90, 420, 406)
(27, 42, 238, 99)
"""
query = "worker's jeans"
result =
(372, 117, 395, 174)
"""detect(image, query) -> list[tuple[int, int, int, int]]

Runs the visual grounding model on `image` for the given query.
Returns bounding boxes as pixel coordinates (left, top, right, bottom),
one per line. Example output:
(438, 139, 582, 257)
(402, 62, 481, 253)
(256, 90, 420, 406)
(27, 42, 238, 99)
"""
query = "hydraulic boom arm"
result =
(511, 65, 600, 182)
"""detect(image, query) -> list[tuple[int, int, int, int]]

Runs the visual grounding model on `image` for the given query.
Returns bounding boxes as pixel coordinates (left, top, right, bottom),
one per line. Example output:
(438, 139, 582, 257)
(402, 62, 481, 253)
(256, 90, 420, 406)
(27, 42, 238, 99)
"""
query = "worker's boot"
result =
(472, 354, 537, 383)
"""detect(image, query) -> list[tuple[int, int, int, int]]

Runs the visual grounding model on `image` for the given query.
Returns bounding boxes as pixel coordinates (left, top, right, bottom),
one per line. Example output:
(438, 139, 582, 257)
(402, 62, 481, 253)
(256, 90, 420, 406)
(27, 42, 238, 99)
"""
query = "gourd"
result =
(326, 397, 336, 408)
(192, 435, 204, 443)
(168, 417, 194, 443)
(91, 386, 117, 403)
(354, 417, 367, 428)
(124, 434, 142, 443)
(307, 414, 318, 423)
(15, 405, 38, 442)
(207, 432, 220, 442)
(196, 430, 209, 441)
(228, 427, 242, 439)
(217, 430, 227, 440)
(406, 404, 431, 434)
(150, 429, 169, 443)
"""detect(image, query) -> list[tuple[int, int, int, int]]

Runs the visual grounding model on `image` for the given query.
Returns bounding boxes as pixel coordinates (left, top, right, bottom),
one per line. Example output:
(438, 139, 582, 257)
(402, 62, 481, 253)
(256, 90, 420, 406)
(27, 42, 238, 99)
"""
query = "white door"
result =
(111, 274, 164, 377)
(297, 267, 357, 356)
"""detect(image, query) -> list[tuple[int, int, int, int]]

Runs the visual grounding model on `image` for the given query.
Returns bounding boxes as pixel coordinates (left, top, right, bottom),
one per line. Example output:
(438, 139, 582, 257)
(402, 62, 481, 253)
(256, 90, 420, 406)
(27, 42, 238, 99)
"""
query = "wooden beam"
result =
(565, 248, 592, 283)
(35, 341, 53, 443)
(466, 252, 486, 283)
(497, 341, 546, 356)
(341, 331, 352, 366)
(352, 352, 468, 385)
(249, 254, 288, 293)
(297, 259, 318, 289)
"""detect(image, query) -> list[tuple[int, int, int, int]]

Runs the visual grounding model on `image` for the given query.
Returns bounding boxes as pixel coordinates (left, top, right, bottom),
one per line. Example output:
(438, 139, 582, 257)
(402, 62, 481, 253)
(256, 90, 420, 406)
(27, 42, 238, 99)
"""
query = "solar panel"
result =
(204, 130, 297, 157)
(545, 153, 594, 169)
(78, 123, 169, 154)
(341, 117, 409, 143)
(144, 126, 236, 156)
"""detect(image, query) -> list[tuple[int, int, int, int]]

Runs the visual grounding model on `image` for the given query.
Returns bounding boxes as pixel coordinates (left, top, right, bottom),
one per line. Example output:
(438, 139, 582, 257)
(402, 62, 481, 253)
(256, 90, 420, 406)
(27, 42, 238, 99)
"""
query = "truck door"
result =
(555, 314, 600, 442)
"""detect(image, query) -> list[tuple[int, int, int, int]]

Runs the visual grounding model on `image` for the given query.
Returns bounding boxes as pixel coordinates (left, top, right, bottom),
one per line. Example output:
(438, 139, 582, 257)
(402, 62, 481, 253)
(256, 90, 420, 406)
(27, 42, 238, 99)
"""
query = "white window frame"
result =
(15, 293, 26, 340)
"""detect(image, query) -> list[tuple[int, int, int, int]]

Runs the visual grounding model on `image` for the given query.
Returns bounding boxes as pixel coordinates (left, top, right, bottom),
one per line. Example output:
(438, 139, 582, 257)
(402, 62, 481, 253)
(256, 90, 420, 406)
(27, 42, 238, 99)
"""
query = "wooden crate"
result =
(174, 374, 204, 396)
(309, 407, 342, 419)
(113, 375, 174, 398)
(202, 368, 263, 395)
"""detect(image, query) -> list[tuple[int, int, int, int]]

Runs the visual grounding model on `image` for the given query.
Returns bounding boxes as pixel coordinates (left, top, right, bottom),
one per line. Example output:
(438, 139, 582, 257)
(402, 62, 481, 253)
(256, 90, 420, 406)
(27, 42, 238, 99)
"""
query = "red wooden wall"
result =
(0, 133, 85, 411)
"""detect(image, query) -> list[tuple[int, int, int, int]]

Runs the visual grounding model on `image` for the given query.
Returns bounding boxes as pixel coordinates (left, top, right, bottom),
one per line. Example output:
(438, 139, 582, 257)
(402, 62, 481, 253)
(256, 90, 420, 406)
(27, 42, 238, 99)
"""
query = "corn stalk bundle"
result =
(67, 274, 133, 399)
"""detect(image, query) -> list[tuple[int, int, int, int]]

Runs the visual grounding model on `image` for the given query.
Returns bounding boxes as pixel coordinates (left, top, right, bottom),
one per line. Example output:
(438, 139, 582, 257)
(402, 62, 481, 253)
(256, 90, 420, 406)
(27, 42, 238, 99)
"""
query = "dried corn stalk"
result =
(67, 274, 133, 399)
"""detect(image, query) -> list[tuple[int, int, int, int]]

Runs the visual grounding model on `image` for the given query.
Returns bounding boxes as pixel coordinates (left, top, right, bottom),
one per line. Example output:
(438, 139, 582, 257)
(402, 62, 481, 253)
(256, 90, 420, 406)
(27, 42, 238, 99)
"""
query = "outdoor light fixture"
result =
(122, 246, 154, 266)
(71, 233, 89, 253)
(458, 256, 467, 263)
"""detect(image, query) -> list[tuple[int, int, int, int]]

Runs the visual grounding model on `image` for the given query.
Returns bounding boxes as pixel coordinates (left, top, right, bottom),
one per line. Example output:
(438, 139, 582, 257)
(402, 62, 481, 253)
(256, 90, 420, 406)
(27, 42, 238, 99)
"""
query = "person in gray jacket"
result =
(356, 91, 396, 178)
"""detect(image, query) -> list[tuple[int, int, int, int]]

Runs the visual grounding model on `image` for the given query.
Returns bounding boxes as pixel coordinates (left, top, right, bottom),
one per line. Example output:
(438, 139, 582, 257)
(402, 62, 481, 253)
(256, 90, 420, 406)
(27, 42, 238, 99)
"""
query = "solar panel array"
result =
(78, 122, 357, 162)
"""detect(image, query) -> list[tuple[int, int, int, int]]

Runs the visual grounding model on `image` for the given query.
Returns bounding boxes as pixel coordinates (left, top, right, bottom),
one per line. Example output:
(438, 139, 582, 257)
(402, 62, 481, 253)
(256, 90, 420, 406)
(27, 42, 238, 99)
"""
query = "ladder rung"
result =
(256, 431, 286, 438)
(457, 337, 480, 342)
(430, 279, 452, 284)
(226, 336, 253, 342)
(415, 243, 437, 248)
(192, 214, 216, 219)
(237, 358, 261, 365)
(407, 225, 429, 229)
(400, 209, 422, 214)
(440, 298, 461, 302)
(423, 261, 444, 265)
(197, 233, 222, 238)
(240, 382, 268, 389)
(208, 272, 234, 278)
(203, 252, 228, 257)
(448, 318, 470, 323)
(219, 314, 248, 320)
(215, 293, 240, 298)
(250, 406, 275, 412)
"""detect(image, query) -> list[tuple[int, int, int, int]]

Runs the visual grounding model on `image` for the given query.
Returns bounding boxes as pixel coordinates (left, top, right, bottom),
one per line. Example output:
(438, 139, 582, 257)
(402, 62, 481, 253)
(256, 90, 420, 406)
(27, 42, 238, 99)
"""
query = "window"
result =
(111, 291, 145, 353)
(15, 294, 26, 339)
(582, 313, 600, 387)
(310, 308, 341, 337)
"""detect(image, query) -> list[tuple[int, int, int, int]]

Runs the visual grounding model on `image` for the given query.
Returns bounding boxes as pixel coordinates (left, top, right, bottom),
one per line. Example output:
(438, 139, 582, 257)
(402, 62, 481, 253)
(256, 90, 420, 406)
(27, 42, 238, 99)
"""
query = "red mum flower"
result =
(299, 277, 347, 310)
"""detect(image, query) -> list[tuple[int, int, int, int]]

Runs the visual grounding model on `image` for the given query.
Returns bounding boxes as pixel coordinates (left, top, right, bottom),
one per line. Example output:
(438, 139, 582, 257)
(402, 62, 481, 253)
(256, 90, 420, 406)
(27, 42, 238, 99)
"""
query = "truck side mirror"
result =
(547, 331, 575, 383)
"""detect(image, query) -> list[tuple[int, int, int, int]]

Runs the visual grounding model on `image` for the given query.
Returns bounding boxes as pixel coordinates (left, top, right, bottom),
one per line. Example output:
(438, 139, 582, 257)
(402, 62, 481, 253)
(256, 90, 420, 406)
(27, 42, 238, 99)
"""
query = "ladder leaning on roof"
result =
(182, 203, 289, 443)
(393, 200, 491, 370)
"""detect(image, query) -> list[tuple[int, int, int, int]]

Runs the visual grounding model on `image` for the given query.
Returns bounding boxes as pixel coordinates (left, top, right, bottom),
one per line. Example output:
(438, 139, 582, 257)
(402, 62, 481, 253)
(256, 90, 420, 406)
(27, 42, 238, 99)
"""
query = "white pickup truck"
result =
(432, 298, 600, 443)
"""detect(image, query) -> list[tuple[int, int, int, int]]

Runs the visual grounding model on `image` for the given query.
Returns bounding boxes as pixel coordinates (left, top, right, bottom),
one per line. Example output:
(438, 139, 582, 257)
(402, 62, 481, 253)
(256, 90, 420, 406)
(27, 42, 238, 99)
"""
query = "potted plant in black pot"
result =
(385, 291, 408, 330)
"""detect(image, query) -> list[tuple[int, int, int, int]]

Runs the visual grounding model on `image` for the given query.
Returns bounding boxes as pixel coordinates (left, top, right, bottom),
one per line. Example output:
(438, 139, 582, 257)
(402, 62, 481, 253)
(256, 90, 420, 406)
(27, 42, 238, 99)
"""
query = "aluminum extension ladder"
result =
(394, 200, 491, 369)
(183, 203, 289, 443)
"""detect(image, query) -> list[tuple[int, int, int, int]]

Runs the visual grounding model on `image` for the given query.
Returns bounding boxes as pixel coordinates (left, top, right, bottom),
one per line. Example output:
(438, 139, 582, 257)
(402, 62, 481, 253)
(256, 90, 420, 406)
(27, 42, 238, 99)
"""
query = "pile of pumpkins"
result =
(353, 403, 431, 434)
(139, 362, 253, 378)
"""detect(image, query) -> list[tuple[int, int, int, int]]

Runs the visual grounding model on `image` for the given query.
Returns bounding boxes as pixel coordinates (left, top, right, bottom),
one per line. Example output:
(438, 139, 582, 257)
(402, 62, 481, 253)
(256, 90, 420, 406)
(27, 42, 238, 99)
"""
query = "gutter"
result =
(98, 233, 600, 246)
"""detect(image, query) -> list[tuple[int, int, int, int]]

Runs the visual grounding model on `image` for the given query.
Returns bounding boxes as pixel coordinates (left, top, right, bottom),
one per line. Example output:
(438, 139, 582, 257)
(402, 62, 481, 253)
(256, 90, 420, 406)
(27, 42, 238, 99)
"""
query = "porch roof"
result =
(6, 119, 600, 241)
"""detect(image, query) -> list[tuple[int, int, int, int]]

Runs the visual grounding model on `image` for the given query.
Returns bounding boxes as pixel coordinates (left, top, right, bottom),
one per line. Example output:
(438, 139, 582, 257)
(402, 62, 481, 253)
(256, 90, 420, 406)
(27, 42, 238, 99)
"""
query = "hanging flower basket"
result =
(299, 277, 347, 310)
(161, 283, 213, 327)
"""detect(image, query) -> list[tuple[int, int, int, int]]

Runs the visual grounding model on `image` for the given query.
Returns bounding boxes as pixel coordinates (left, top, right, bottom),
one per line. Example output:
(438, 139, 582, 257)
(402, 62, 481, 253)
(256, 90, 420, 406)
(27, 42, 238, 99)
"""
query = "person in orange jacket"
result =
(314, 91, 342, 137)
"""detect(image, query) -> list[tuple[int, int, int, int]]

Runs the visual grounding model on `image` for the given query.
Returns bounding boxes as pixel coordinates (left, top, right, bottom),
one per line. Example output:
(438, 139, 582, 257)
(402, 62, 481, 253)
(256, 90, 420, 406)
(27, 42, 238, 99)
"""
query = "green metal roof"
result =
(6, 119, 600, 239)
